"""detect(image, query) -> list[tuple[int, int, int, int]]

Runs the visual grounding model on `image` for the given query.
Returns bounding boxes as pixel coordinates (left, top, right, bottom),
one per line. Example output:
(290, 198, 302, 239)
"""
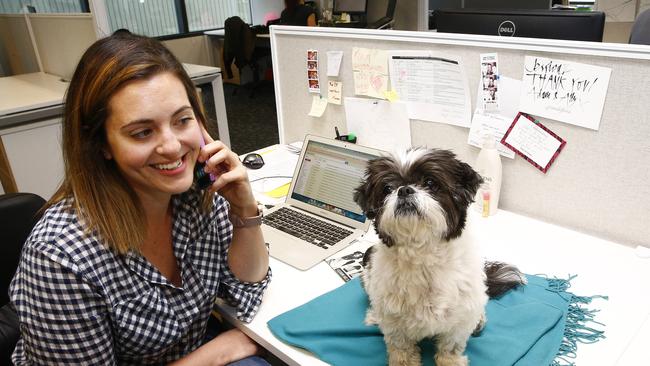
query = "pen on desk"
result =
(335, 126, 341, 140)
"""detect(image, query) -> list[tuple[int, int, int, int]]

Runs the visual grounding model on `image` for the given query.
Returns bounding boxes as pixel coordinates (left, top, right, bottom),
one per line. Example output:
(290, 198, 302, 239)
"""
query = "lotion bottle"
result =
(474, 137, 502, 216)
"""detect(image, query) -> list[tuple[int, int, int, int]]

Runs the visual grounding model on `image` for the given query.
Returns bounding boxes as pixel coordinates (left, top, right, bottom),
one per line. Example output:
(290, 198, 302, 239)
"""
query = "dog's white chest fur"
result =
(364, 231, 488, 340)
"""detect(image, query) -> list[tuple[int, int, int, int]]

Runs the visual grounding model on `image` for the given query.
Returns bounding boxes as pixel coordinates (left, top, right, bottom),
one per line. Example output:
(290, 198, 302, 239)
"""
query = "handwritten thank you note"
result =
(519, 56, 611, 130)
(501, 113, 566, 173)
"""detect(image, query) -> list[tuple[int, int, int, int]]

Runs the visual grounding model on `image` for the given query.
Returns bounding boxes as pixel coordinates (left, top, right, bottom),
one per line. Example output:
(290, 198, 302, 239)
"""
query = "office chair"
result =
(0, 193, 46, 364)
(629, 9, 650, 45)
(223, 16, 265, 97)
(367, 0, 397, 29)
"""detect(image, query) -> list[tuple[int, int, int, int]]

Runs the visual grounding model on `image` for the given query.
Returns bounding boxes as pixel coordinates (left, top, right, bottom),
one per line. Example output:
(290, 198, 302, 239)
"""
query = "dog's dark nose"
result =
(398, 186, 415, 197)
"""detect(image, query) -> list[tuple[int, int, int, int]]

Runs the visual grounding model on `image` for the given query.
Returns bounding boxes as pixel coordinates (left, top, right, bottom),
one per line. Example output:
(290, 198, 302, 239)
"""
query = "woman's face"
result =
(104, 72, 202, 202)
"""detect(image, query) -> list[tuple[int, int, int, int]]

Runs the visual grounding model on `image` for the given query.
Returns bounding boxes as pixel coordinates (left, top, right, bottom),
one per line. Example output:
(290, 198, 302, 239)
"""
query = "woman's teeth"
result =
(153, 159, 182, 170)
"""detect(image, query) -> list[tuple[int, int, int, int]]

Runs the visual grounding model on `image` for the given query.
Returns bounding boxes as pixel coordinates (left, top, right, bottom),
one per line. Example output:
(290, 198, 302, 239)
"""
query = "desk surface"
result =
(0, 72, 69, 117)
(204, 29, 270, 38)
(183, 63, 221, 79)
(219, 145, 650, 366)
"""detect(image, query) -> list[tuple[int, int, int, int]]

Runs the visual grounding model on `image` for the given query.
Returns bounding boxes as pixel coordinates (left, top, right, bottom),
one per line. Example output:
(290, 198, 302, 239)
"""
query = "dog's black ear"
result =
(377, 228, 395, 247)
(453, 161, 483, 207)
(353, 181, 376, 219)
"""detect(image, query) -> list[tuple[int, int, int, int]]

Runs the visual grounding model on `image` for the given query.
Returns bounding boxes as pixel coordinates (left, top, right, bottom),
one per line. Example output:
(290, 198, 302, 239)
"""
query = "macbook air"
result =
(262, 135, 383, 270)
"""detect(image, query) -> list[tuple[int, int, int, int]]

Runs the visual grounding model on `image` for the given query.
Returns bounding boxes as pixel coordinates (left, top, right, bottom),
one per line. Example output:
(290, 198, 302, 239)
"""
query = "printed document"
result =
(388, 51, 471, 127)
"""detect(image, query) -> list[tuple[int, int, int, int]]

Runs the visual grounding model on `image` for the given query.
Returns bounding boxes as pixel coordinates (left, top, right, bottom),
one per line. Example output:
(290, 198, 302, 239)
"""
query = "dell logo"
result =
(498, 20, 516, 36)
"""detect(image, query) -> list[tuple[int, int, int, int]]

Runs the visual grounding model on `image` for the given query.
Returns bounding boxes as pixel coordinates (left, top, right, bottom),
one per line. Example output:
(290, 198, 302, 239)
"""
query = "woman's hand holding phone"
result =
(196, 129, 257, 216)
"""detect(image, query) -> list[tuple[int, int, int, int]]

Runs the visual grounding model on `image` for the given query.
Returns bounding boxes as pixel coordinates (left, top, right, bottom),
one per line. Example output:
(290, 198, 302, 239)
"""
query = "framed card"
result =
(501, 112, 566, 173)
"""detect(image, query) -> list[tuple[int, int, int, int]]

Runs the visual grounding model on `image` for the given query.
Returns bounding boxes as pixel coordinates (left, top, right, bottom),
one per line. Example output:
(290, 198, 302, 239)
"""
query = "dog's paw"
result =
(434, 352, 468, 366)
(364, 310, 378, 326)
(387, 344, 421, 366)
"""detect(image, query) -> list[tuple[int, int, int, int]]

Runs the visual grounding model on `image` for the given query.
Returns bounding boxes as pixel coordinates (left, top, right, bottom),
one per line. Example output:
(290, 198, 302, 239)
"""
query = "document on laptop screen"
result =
(291, 140, 375, 223)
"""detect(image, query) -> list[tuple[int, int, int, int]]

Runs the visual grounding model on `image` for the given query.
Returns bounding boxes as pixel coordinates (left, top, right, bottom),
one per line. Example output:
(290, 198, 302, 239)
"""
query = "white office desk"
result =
(204, 29, 271, 39)
(217, 145, 650, 366)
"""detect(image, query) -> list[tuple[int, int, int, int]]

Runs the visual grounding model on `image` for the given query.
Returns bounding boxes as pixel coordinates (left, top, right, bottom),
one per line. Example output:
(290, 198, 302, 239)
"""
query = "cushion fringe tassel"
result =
(545, 275, 608, 366)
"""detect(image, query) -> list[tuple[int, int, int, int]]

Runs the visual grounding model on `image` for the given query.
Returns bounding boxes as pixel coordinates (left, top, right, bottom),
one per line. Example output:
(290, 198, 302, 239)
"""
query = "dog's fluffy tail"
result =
(484, 261, 527, 298)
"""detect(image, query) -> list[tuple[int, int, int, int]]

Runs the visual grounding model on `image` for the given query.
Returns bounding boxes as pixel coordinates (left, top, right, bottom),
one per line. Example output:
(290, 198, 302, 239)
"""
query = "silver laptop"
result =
(262, 135, 383, 270)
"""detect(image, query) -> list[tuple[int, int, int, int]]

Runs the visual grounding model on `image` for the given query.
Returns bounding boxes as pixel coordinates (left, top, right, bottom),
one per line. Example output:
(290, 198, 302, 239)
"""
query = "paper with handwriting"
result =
(501, 113, 566, 173)
(519, 56, 610, 130)
(352, 47, 388, 99)
(327, 80, 342, 105)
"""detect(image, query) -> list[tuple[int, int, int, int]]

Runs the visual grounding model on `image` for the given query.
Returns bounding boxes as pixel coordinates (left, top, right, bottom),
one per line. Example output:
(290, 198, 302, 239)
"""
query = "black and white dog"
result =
(354, 148, 525, 366)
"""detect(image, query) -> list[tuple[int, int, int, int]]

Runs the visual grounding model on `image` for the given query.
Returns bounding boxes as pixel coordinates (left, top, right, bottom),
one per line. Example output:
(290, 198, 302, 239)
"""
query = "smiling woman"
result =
(103, 73, 203, 205)
(8, 31, 271, 366)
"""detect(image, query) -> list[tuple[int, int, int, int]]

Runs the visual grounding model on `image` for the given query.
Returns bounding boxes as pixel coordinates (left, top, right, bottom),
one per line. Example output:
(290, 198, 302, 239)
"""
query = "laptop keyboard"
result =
(263, 207, 354, 249)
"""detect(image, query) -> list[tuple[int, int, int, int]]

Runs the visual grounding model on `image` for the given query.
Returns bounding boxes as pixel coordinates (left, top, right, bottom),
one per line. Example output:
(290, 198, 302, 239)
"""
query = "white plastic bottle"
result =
(474, 137, 502, 216)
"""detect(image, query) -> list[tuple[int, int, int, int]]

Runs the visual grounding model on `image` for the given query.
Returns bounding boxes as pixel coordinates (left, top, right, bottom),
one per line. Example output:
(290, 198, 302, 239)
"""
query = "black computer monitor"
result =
(434, 9, 605, 42)
(333, 0, 368, 14)
(462, 0, 551, 9)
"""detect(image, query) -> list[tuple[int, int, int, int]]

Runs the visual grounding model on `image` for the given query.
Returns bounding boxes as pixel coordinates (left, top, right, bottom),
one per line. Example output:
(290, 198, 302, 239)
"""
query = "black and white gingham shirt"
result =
(9, 188, 271, 365)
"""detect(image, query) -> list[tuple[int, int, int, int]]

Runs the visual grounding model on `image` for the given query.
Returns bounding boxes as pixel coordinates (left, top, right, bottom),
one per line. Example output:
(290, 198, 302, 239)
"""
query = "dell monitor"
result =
(462, 0, 552, 9)
(434, 9, 605, 42)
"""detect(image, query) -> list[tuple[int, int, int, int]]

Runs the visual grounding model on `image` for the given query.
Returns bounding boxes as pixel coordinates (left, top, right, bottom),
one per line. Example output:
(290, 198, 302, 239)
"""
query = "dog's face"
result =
(354, 148, 482, 245)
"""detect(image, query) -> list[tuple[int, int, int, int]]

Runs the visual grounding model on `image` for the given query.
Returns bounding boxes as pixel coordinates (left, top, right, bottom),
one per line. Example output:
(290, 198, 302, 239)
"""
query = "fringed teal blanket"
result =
(267, 275, 606, 366)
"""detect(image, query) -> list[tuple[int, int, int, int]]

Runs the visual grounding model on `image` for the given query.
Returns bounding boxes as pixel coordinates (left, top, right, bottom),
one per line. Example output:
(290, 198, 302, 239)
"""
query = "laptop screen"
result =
(291, 140, 378, 223)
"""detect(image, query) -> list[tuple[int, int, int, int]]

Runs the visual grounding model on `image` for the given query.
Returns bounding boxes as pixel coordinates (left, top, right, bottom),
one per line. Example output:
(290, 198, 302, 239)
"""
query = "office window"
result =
(105, 0, 179, 37)
(101, 0, 251, 38)
(0, 0, 87, 13)
(186, 0, 251, 32)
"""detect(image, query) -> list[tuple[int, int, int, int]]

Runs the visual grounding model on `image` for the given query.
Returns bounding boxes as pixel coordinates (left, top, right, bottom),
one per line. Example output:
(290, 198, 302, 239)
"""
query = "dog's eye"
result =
(383, 185, 394, 195)
(424, 178, 437, 190)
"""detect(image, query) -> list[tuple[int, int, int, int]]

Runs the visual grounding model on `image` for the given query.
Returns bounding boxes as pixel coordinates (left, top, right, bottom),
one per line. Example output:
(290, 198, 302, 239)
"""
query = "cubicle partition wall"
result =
(28, 13, 97, 80)
(0, 14, 40, 75)
(270, 26, 650, 248)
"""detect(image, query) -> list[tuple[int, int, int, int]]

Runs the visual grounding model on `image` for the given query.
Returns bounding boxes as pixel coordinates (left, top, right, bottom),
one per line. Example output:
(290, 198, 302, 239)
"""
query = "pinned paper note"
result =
(469, 76, 522, 159)
(327, 80, 342, 105)
(388, 50, 471, 127)
(501, 113, 566, 173)
(468, 113, 515, 159)
(308, 95, 328, 117)
(352, 47, 388, 99)
(384, 90, 399, 102)
(327, 51, 344, 77)
(519, 56, 611, 130)
(344, 97, 411, 152)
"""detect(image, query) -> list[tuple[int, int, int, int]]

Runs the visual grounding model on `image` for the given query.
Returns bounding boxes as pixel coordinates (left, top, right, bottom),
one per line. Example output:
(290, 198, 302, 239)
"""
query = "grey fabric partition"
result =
(269, 26, 650, 248)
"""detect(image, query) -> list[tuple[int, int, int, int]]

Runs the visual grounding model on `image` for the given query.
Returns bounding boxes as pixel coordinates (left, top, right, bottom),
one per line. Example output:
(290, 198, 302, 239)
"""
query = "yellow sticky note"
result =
(327, 80, 342, 105)
(266, 183, 291, 198)
(308, 95, 328, 117)
(384, 90, 399, 102)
